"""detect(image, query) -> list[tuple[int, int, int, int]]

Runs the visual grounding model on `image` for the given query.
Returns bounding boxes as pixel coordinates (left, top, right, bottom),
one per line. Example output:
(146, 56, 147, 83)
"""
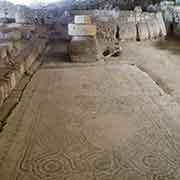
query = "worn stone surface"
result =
(0, 62, 180, 179)
(121, 39, 180, 104)
(1, 39, 180, 179)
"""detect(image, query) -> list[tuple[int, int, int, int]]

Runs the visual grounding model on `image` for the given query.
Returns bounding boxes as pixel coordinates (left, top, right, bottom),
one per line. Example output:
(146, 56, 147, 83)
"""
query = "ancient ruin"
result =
(68, 15, 97, 62)
(1, 0, 180, 180)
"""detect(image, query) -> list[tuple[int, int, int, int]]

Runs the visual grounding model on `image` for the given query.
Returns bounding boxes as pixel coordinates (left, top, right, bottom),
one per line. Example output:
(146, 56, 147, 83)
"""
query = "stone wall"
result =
(0, 25, 47, 107)
(72, 10, 167, 42)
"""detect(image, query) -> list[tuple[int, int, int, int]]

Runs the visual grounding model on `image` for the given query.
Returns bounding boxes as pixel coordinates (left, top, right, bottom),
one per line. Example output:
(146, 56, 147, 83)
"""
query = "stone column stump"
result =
(68, 15, 98, 63)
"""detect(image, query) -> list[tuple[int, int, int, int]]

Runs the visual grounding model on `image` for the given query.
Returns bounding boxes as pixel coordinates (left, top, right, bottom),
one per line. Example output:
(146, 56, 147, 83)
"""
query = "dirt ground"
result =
(1, 37, 180, 179)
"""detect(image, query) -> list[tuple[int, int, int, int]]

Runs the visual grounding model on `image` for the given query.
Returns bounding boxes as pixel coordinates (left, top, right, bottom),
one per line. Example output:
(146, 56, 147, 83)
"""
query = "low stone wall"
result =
(0, 39, 46, 107)
(0, 25, 47, 107)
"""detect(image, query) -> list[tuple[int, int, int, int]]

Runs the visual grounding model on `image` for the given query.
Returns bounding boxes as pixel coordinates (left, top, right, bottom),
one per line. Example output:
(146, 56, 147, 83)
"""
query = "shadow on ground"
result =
(42, 40, 70, 66)
(154, 34, 180, 55)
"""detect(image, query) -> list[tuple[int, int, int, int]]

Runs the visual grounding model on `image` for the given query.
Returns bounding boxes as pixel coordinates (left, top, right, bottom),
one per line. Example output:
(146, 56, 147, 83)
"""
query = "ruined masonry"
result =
(76, 9, 167, 41)
(68, 15, 98, 62)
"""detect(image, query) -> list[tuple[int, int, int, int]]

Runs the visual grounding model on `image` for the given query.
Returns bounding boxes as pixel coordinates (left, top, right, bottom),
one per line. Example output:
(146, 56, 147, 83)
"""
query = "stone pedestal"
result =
(68, 15, 98, 63)
(69, 36, 97, 63)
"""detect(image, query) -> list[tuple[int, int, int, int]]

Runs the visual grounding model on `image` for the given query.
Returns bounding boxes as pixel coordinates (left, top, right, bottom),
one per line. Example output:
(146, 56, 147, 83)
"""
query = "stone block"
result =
(146, 20, 154, 39)
(69, 36, 97, 63)
(74, 15, 92, 24)
(6, 31, 21, 40)
(0, 30, 21, 40)
(147, 20, 160, 39)
(153, 19, 161, 37)
(0, 47, 7, 59)
(0, 38, 47, 108)
(0, 85, 4, 106)
(127, 16, 136, 22)
(6, 72, 16, 90)
(68, 24, 96, 36)
(0, 75, 10, 101)
(119, 23, 136, 40)
(12, 64, 25, 83)
(25, 49, 38, 70)
(156, 12, 167, 36)
(96, 22, 116, 41)
(134, 6, 143, 14)
(138, 22, 149, 40)
(135, 15, 141, 22)
(19, 63, 25, 75)
(7, 23, 22, 29)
